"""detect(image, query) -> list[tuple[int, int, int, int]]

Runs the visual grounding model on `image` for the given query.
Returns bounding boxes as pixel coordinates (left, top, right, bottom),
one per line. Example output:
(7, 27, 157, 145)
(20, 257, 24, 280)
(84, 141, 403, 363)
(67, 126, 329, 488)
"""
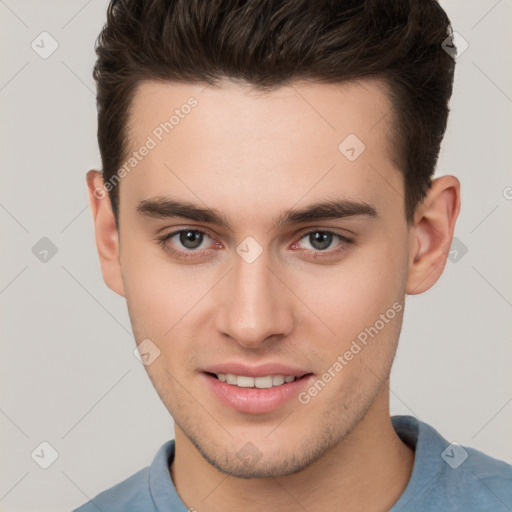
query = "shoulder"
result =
(391, 415, 512, 511)
(442, 444, 512, 508)
(71, 440, 177, 512)
(72, 466, 152, 512)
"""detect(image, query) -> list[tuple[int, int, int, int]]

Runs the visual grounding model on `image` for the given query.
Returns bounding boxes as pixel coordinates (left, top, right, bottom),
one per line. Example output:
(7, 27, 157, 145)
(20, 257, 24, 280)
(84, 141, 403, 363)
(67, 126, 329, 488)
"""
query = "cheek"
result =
(121, 241, 217, 367)
(121, 247, 174, 344)
(122, 225, 407, 357)
(289, 238, 407, 376)
(298, 244, 405, 330)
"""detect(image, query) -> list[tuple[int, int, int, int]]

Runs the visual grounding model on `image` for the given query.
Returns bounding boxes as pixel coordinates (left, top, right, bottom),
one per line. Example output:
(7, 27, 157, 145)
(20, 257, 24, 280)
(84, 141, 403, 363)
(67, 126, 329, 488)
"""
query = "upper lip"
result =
(200, 363, 312, 378)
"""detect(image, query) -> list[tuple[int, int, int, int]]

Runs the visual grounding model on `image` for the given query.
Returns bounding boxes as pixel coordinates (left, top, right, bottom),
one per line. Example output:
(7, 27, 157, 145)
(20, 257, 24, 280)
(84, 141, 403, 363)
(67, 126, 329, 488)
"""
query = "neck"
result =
(170, 385, 415, 512)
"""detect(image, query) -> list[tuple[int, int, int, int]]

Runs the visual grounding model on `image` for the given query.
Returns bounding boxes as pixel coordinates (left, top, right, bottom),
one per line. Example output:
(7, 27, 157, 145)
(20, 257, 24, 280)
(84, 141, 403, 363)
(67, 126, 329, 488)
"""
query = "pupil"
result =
(311, 232, 331, 250)
(181, 231, 202, 249)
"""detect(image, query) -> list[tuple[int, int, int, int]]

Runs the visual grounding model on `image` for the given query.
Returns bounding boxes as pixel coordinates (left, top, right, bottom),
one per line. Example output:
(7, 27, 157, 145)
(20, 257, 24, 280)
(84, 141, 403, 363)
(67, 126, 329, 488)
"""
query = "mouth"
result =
(205, 372, 310, 388)
(201, 371, 315, 414)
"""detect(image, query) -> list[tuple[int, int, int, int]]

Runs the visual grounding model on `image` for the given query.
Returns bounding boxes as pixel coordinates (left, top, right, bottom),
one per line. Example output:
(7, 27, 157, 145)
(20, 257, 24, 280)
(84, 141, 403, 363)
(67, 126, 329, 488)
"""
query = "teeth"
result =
(255, 376, 273, 388)
(215, 373, 297, 388)
(237, 376, 255, 388)
(272, 375, 285, 386)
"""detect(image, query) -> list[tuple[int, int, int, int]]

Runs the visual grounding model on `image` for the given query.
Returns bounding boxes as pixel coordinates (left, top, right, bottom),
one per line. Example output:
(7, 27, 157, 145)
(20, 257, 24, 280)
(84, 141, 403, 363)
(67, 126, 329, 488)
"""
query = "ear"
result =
(406, 175, 461, 295)
(86, 170, 125, 297)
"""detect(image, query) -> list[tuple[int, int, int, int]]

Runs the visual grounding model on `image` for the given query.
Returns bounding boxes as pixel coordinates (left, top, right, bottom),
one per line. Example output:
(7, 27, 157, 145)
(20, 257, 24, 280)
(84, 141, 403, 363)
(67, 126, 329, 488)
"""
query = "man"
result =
(75, 0, 512, 510)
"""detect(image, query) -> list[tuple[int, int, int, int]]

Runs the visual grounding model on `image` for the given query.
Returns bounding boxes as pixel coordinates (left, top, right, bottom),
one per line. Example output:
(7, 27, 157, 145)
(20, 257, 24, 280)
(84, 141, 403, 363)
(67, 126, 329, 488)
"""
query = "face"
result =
(104, 79, 414, 477)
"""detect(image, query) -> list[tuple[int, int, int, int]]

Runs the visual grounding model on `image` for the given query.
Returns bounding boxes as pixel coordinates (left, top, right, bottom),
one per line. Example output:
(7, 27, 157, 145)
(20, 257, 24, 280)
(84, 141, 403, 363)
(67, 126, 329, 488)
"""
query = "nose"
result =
(216, 246, 294, 349)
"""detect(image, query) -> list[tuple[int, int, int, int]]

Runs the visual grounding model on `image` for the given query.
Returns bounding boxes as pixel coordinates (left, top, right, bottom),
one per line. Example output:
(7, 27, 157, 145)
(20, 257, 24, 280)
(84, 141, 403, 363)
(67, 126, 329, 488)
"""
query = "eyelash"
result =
(155, 228, 354, 261)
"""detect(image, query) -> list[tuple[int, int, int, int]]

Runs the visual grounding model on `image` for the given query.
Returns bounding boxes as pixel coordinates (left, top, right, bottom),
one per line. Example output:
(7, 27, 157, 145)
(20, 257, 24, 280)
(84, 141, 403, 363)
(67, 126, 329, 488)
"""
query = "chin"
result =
(184, 422, 339, 480)
(198, 446, 312, 479)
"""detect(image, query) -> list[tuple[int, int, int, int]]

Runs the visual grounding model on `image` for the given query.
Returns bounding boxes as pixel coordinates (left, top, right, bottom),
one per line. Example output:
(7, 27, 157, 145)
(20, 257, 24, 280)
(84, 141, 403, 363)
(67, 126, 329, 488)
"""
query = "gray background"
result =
(0, 1, 511, 511)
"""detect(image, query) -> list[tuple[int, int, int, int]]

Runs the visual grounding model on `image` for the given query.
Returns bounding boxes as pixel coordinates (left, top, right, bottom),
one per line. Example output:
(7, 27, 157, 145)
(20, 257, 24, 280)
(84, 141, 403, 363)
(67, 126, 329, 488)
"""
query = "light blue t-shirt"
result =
(73, 415, 512, 511)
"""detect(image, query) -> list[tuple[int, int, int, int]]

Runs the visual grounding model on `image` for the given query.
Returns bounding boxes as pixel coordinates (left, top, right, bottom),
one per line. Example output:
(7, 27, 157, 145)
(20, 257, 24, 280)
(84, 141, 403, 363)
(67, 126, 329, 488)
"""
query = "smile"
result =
(212, 373, 297, 388)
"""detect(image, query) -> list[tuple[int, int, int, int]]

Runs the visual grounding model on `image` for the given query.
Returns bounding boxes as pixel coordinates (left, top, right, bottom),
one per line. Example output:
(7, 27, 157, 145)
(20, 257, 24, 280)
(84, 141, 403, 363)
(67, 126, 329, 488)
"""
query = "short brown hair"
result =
(93, 0, 455, 227)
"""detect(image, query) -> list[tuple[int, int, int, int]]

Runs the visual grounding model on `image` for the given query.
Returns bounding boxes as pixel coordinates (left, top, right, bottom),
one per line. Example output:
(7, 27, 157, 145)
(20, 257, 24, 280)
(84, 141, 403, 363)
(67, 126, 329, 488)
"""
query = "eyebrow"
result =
(136, 196, 378, 230)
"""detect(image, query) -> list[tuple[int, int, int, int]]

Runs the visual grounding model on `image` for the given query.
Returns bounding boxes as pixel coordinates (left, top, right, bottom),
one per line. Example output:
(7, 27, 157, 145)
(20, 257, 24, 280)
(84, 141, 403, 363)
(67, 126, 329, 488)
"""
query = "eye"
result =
(170, 229, 209, 250)
(156, 229, 217, 259)
(156, 228, 354, 261)
(299, 231, 340, 251)
(293, 230, 353, 256)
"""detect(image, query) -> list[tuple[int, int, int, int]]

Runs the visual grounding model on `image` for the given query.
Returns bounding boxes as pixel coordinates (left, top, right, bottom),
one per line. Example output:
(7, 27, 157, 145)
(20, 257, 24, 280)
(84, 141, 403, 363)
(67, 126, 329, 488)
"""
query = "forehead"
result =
(127, 78, 393, 150)
(121, 78, 403, 227)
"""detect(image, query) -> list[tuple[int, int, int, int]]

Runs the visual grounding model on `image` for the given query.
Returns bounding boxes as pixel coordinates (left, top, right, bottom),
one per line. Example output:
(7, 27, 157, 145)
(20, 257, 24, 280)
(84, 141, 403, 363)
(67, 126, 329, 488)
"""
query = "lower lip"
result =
(202, 372, 315, 414)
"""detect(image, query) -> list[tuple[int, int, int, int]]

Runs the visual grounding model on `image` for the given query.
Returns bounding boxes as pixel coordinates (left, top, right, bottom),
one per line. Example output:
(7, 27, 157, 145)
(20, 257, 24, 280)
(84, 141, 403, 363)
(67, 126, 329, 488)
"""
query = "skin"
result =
(86, 78, 460, 511)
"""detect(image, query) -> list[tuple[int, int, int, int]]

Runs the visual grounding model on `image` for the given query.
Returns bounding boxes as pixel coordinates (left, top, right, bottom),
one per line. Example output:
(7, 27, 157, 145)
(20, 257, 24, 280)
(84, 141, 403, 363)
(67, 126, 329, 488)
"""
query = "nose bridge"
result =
(219, 244, 292, 347)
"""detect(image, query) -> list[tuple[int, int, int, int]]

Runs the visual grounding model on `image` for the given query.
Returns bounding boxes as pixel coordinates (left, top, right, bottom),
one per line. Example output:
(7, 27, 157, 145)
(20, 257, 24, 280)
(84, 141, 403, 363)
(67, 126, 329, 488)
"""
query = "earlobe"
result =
(86, 170, 126, 297)
(405, 175, 461, 295)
